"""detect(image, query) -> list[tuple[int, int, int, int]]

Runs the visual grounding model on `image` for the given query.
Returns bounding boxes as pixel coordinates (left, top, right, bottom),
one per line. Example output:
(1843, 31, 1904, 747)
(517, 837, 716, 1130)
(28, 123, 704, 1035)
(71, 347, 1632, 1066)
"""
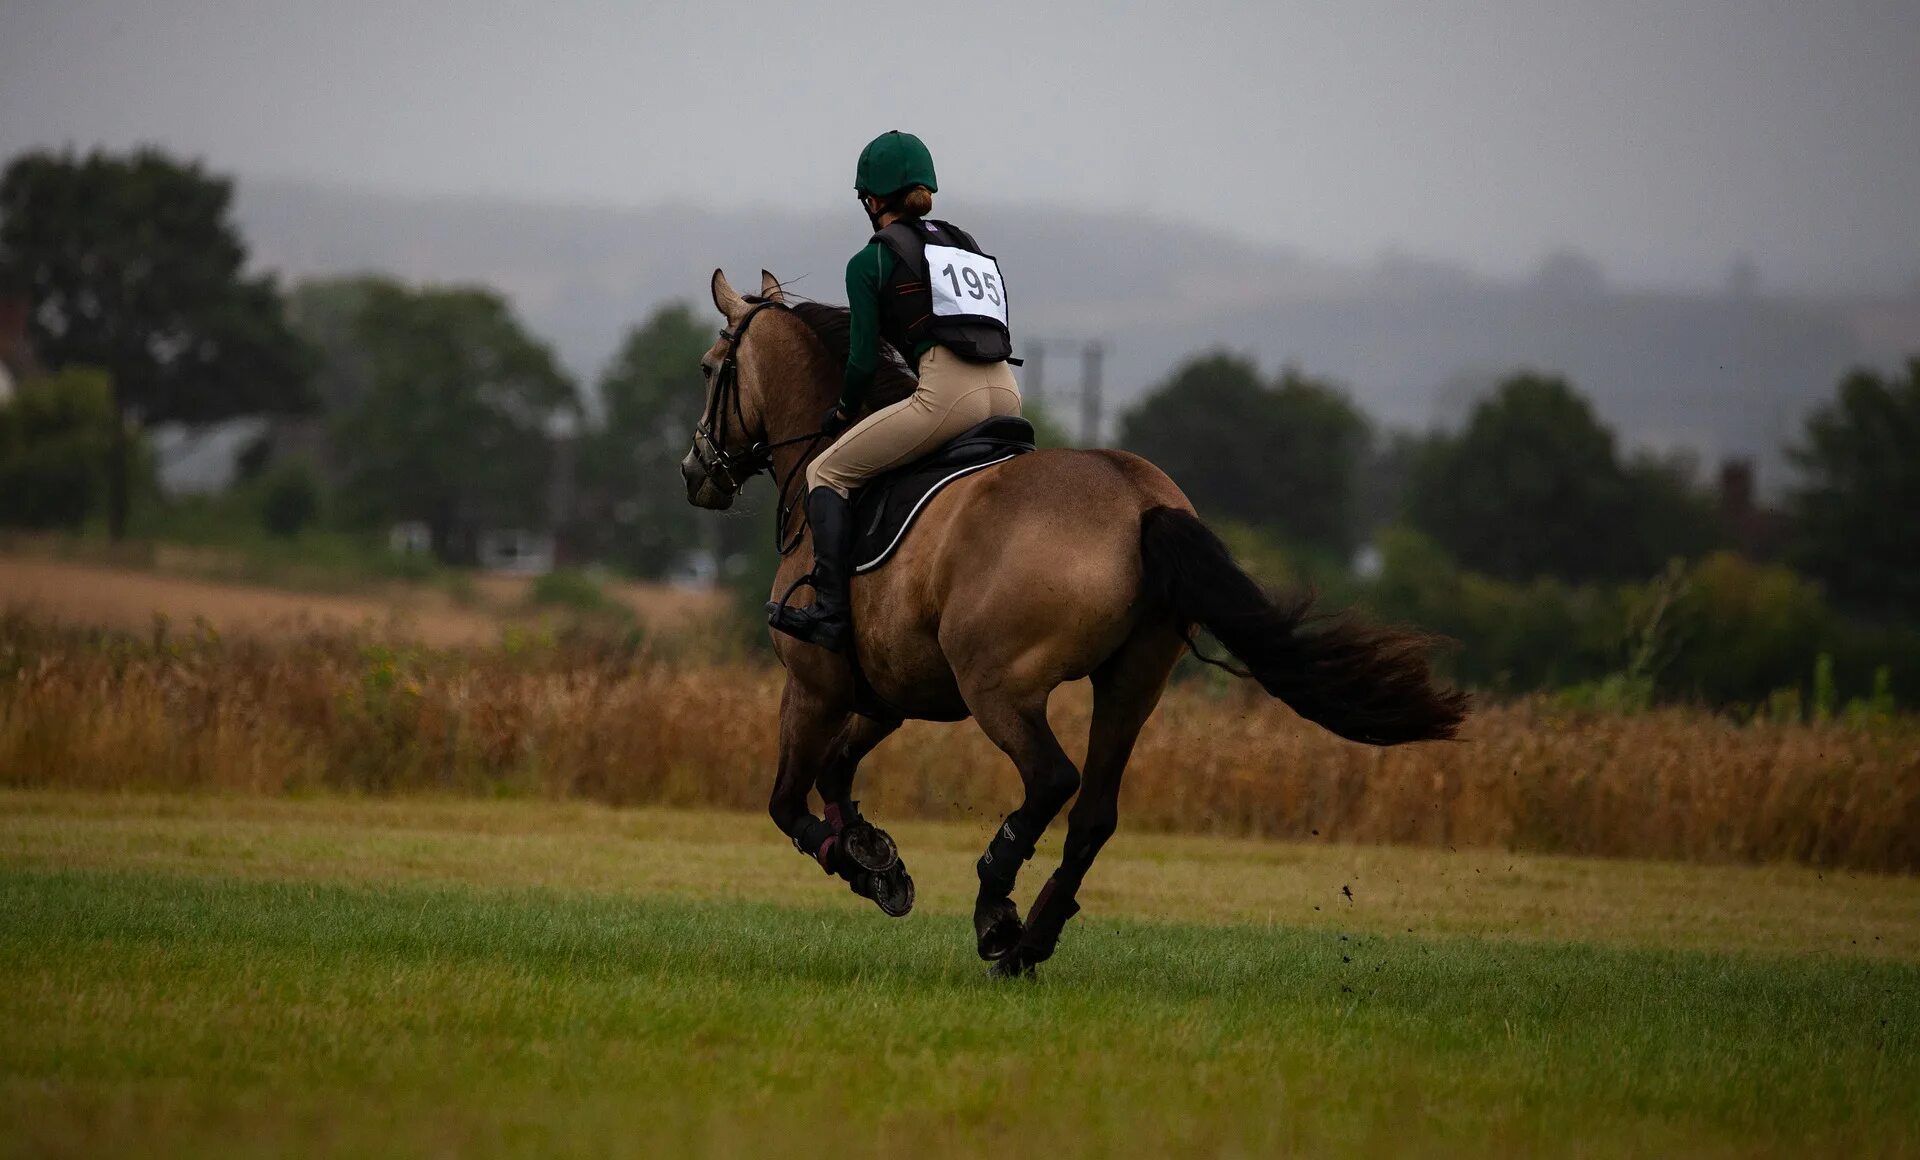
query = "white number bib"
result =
(925, 244, 1008, 326)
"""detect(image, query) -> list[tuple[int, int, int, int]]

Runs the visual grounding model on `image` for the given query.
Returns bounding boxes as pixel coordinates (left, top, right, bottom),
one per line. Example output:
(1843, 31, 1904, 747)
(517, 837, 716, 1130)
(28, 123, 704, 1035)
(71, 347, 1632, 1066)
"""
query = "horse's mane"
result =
(747, 296, 918, 411)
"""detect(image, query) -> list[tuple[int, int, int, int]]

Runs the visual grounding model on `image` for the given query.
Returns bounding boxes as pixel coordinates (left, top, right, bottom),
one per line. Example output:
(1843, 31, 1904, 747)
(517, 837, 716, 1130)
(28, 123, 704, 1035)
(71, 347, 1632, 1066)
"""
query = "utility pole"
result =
(1019, 337, 1109, 446)
(545, 410, 578, 565)
(1080, 341, 1104, 447)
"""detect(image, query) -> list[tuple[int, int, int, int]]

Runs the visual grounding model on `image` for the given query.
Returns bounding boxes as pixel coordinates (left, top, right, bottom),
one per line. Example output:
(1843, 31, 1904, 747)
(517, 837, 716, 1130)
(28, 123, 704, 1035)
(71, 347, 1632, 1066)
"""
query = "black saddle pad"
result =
(850, 416, 1036, 574)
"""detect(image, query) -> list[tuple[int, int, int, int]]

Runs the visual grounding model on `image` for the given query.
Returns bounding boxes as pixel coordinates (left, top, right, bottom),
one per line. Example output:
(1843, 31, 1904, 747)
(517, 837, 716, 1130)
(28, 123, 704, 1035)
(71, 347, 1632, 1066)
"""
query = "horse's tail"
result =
(1137, 506, 1469, 745)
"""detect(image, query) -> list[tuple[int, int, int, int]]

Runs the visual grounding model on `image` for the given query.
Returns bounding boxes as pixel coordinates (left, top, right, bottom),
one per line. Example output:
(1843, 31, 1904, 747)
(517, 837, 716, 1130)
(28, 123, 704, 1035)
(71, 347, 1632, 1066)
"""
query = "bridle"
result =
(690, 300, 779, 495)
(688, 298, 833, 555)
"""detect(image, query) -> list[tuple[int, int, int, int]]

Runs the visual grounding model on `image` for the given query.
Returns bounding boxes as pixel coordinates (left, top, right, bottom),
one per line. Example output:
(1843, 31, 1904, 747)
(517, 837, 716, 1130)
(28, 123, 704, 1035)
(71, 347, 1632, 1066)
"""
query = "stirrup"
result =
(764, 568, 849, 652)
(766, 603, 850, 652)
(767, 570, 817, 615)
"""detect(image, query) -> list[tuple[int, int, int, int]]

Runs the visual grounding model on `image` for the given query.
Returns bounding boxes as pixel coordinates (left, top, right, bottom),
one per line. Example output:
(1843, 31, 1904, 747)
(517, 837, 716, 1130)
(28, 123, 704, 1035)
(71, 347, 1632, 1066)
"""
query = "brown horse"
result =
(682, 269, 1467, 978)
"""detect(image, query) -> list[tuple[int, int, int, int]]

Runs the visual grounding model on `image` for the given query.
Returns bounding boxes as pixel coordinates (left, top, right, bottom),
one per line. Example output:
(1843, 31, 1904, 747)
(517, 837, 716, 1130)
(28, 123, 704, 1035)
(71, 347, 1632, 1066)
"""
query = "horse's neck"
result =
(762, 352, 840, 489)
(763, 355, 839, 551)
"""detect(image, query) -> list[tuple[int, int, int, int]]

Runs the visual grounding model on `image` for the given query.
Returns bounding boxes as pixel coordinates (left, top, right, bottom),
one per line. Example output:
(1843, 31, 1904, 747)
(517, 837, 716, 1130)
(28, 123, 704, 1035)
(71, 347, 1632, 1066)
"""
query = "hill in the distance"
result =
(235, 179, 1920, 488)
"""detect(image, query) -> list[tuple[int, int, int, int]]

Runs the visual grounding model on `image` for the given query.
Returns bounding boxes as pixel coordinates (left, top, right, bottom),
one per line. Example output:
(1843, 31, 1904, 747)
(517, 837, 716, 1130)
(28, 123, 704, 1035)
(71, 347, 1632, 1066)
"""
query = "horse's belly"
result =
(857, 625, 971, 721)
(847, 557, 972, 719)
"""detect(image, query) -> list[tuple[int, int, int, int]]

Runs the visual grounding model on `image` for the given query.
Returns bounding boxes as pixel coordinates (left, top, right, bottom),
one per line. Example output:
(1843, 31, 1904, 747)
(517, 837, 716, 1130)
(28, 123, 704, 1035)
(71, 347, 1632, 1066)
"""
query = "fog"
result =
(4, 0, 1918, 291)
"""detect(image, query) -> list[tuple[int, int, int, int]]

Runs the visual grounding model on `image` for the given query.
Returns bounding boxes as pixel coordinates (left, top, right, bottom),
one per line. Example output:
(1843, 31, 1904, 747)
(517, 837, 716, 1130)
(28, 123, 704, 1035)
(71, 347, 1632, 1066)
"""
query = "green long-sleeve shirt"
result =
(842, 242, 934, 412)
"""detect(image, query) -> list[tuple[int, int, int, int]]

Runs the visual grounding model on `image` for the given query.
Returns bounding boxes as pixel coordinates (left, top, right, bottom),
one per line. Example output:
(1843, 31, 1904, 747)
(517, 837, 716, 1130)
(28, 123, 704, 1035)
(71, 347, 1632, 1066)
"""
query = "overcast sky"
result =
(4, 0, 1917, 290)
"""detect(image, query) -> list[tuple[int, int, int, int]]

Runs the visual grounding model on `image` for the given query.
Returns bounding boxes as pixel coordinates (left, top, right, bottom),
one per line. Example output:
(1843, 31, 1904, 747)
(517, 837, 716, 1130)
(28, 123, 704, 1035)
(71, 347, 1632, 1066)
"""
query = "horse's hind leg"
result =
(997, 627, 1182, 977)
(963, 685, 1084, 964)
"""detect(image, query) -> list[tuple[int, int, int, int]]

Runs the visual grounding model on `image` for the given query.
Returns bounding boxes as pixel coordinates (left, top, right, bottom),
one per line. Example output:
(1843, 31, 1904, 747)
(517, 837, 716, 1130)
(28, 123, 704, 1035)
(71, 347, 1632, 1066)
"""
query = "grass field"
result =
(4, 794, 1916, 1158)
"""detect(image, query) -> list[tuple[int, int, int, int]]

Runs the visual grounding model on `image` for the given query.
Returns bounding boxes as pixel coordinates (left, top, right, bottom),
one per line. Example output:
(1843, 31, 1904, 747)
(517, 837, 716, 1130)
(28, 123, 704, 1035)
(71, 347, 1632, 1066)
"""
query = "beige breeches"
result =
(806, 345, 1023, 496)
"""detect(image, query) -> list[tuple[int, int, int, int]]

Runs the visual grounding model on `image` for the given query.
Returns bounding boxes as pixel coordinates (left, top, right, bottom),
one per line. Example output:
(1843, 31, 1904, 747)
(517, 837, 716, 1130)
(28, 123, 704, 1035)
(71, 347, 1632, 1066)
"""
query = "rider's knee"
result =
(804, 457, 852, 497)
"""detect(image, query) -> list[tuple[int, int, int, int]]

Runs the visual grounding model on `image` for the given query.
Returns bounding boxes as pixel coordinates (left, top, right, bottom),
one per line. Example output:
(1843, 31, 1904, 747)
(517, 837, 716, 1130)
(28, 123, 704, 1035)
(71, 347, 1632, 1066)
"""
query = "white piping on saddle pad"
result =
(853, 454, 1020, 574)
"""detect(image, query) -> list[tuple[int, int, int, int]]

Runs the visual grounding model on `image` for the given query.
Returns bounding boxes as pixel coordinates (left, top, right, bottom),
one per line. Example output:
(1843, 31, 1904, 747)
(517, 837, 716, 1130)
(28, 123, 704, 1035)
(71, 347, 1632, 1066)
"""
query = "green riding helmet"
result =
(854, 131, 938, 198)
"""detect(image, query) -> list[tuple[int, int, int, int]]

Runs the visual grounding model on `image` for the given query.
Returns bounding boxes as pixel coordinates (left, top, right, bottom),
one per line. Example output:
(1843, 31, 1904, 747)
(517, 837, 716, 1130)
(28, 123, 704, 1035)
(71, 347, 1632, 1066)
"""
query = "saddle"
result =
(849, 415, 1036, 574)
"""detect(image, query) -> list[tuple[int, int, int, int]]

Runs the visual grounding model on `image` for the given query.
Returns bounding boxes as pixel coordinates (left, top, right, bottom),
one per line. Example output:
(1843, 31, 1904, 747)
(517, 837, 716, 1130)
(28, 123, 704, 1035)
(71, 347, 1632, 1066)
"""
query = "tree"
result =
(322, 279, 579, 561)
(1406, 373, 1638, 583)
(1622, 450, 1725, 569)
(0, 366, 115, 530)
(575, 302, 714, 576)
(286, 277, 382, 415)
(1119, 354, 1371, 557)
(1786, 359, 1920, 619)
(259, 459, 320, 539)
(0, 148, 310, 538)
(1264, 367, 1374, 557)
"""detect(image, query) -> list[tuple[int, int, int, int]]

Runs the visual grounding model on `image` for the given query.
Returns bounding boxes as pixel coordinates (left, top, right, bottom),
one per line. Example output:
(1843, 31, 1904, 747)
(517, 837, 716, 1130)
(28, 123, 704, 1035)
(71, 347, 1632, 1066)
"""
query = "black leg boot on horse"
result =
(780, 795, 917, 920)
(768, 487, 853, 653)
(816, 799, 915, 917)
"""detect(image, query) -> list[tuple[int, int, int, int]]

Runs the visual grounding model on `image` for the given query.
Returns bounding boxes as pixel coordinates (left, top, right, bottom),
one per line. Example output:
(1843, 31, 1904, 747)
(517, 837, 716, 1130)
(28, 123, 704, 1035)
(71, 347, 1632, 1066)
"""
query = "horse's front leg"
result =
(810, 710, 898, 891)
(768, 680, 912, 916)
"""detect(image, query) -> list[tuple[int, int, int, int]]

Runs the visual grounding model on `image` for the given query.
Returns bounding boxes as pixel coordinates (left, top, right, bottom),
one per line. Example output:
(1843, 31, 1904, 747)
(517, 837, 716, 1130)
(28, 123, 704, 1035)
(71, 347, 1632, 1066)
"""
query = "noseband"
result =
(689, 298, 834, 555)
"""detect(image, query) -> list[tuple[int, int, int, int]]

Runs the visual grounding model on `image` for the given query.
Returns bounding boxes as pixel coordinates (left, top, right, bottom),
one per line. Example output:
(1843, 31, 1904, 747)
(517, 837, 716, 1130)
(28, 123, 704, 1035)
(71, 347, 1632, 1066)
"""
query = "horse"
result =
(682, 268, 1468, 978)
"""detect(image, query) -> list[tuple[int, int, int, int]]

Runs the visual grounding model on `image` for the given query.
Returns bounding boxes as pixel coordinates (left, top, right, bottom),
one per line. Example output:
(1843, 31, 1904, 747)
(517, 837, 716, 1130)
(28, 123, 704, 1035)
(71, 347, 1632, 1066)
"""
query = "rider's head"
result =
(855, 131, 937, 225)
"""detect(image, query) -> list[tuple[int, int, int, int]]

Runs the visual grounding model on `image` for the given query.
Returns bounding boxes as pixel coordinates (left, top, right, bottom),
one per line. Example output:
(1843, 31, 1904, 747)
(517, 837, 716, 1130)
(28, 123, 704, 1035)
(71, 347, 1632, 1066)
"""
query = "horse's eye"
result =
(701, 363, 714, 379)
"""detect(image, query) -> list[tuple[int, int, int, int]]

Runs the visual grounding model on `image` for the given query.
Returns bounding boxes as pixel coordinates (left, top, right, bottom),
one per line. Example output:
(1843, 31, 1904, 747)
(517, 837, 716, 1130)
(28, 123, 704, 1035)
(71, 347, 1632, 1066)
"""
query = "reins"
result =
(691, 299, 833, 556)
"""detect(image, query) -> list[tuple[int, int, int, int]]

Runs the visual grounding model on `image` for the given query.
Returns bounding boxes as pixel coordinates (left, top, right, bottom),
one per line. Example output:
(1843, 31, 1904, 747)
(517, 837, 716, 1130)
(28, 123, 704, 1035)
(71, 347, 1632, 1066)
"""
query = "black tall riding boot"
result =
(767, 486, 853, 653)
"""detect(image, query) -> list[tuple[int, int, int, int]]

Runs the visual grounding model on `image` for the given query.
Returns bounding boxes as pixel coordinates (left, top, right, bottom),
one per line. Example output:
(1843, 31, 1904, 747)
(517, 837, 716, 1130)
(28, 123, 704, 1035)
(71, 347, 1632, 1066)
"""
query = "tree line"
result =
(4, 146, 1917, 707)
(0, 147, 757, 577)
(1118, 350, 1920, 706)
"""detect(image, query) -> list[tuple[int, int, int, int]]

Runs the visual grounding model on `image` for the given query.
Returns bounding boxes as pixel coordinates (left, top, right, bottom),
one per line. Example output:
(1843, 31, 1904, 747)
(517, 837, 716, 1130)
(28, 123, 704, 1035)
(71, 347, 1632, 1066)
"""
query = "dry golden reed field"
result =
(3, 592, 1915, 873)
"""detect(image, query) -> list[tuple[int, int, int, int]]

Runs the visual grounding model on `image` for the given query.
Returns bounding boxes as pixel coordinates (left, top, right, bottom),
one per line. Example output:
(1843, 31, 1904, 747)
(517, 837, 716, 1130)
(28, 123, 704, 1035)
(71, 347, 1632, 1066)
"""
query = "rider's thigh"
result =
(808, 348, 1023, 493)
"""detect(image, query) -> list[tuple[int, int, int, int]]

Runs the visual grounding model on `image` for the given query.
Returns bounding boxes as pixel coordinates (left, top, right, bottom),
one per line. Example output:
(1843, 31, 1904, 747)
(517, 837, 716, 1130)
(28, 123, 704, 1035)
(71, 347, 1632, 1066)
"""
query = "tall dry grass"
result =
(2, 612, 1915, 871)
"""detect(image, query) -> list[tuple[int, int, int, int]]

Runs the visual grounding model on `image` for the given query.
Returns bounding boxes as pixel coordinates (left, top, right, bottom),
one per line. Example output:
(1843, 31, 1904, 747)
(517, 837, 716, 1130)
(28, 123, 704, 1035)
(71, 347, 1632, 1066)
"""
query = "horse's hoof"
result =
(852, 862, 914, 918)
(974, 897, 1024, 961)
(988, 949, 1037, 981)
(839, 822, 899, 873)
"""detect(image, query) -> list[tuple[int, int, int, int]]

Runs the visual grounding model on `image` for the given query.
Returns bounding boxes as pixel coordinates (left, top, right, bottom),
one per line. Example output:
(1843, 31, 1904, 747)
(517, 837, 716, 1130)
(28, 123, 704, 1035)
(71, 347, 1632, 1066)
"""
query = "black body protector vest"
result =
(872, 219, 1013, 364)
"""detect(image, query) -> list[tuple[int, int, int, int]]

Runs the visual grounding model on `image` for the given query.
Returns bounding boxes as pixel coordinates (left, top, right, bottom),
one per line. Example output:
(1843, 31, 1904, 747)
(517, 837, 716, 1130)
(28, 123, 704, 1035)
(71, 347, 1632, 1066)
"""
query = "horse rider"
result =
(768, 130, 1023, 653)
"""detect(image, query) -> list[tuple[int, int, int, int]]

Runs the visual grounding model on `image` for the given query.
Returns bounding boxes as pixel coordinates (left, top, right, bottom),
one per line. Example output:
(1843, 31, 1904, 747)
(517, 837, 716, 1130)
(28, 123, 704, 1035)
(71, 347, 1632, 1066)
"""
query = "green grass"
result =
(2, 799, 1917, 1158)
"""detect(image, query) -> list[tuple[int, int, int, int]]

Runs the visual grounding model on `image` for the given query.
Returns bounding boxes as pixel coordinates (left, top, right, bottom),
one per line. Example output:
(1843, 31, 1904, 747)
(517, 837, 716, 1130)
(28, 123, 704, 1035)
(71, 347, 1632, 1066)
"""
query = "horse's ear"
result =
(710, 268, 746, 321)
(759, 270, 786, 304)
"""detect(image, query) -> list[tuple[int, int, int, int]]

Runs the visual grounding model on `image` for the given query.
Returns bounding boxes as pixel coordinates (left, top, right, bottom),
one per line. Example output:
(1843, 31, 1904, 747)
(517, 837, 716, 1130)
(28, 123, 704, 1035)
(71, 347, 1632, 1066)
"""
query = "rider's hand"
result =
(822, 404, 851, 434)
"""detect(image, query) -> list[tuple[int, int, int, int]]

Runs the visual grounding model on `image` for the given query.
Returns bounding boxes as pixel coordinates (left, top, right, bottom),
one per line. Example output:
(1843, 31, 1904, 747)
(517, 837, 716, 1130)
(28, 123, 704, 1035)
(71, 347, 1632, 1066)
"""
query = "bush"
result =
(0, 367, 114, 530)
(1655, 552, 1832, 705)
(529, 568, 620, 614)
(259, 459, 321, 538)
(1363, 532, 1920, 710)
(1363, 526, 1620, 692)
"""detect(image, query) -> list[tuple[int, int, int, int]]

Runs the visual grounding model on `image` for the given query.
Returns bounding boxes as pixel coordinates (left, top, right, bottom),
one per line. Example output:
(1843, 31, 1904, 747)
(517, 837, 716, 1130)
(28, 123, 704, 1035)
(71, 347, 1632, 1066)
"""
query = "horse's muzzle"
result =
(681, 445, 735, 510)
